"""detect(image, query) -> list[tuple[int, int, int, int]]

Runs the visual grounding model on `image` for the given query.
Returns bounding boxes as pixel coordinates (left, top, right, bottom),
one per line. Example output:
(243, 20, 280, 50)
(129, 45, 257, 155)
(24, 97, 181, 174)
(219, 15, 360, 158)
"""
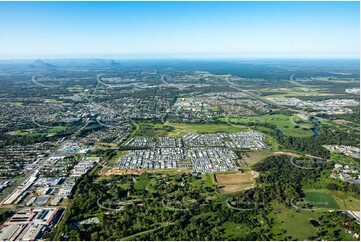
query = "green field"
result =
(303, 190, 340, 209)
(219, 221, 253, 240)
(330, 152, 359, 166)
(1, 101, 24, 106)
(269, 201, 354, 241)
(167, 122, 245, 134)
(134, 174, 157, 192)
(219, 114, 313, 137)
(269, 203, 319, 240)
(48, 126, 67, 133)
(191, 174, 215, 188)
(14, 129, 43, 137)
(257, 87, 326, 98)
(262, 91, 321, 98)
(207, 106, 222, 112)
(331, 190, 360, 210)
(136, 123, 175, 137)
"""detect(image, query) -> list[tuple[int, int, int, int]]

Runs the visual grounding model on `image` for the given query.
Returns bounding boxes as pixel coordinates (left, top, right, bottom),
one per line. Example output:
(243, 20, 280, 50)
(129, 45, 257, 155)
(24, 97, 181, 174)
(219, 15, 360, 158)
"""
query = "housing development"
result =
(0, 58, 359, 241)
(1, 0, 361, 240)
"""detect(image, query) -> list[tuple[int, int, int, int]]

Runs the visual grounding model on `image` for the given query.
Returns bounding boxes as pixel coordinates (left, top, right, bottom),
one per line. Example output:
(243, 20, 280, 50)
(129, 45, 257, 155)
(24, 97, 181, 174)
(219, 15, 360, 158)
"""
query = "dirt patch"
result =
(99, 169, 144, 176)
(334, 119, 352, 124)
(216, 172, 253, 184)
(272, 151, 300, 157)
(241, 151, 300, 165)
(218, 184, 254, 194)
(216, 172, 256, 194)
(240, 152, 272, 165)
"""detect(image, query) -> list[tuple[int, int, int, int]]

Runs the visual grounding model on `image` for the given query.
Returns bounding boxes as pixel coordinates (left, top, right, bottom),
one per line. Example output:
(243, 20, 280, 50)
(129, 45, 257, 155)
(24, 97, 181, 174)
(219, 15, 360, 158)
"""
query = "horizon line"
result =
(0, 56, 360, 61)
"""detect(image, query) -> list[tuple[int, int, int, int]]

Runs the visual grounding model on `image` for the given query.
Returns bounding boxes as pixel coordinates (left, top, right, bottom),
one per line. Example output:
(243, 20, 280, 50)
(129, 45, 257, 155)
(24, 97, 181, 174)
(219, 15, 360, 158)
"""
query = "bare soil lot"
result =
(216, 172, 255, 194)
(240, 151, 300, 165)
(218, 184, 254, 194)
(215, 172, 253, 184)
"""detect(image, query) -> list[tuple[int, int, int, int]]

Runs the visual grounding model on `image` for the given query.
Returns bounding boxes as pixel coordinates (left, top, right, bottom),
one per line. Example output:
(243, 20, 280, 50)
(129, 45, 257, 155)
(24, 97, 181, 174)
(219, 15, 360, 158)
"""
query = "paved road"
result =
(225, 75, 278, 107)
(290, 73, 308, 87)
(97, 73, 116, 88)
(161, 74, 169, 84)
(31, 74, 57, 88)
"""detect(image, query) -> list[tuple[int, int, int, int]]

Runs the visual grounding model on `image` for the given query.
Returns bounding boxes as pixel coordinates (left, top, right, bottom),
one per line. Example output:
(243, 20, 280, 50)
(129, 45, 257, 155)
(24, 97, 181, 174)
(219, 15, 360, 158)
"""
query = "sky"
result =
(0, 1, 359, 59)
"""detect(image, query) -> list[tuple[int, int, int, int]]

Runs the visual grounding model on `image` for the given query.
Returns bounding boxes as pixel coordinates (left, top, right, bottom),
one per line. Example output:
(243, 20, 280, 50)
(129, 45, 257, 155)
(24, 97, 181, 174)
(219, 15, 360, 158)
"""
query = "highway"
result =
(224, 75, 359, 131)
(31, 74, 57, 88)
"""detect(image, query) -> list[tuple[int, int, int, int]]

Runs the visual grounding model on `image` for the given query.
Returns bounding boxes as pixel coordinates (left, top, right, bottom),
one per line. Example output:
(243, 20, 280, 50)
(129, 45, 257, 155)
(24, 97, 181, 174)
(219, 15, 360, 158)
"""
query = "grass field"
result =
(269, 202, 319, 240)
(191, 174, 215, 188)
(207, 107, 222, 112)
(219, 221, 253, 240)
(257, 87, 325, 98)
(167, 122, 244, 134)
(48, 126, 67, 133)
(1, 101, 24, 106)
(330, 152, 359, 166)
(137, 123, 175, 137)
(134, 174, 157, 191)
(303, 190, 340, 209)
(219, 114, 313, 137)
(330, 190, 360, 210)
(13, 129, 43, 137)
(262, 91, 321, 98)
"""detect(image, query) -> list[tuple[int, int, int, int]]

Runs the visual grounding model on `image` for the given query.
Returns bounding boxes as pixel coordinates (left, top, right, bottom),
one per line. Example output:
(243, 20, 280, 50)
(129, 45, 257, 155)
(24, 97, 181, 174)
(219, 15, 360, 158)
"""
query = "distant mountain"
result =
(28, 59, 57, 69)
(109, 60, 121, 67)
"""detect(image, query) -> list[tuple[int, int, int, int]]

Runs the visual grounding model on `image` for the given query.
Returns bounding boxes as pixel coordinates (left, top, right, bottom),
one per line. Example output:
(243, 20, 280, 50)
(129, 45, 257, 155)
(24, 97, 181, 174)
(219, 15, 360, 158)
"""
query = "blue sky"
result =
(0, 1, 359, 59)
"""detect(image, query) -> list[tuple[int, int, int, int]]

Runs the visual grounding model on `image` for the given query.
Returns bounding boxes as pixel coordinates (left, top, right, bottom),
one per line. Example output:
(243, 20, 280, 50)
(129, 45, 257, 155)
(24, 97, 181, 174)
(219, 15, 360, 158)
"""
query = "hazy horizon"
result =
(0, 1, 359, 59)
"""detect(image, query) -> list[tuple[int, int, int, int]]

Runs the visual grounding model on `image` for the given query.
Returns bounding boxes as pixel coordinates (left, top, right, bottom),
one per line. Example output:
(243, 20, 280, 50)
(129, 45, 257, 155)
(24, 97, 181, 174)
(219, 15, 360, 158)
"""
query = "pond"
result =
(310, 117, 318, 137)
(310, 219, 321, 227)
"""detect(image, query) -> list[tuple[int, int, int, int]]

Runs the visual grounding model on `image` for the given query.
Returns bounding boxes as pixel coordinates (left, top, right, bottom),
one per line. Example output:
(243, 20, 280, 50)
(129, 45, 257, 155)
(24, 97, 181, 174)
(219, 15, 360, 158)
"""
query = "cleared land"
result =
(218, 184, 254, 194)
(215, 172, 254, 194)
(216, 172, 253, 184)
(240, 151, 300, 167)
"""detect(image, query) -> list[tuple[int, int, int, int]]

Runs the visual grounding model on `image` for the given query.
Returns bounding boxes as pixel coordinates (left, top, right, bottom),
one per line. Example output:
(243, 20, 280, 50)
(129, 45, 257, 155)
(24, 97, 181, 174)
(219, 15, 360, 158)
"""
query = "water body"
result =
(276, 129, 283, 136)
(310, 219, 321, 227)
(310, 117, 319, 137)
